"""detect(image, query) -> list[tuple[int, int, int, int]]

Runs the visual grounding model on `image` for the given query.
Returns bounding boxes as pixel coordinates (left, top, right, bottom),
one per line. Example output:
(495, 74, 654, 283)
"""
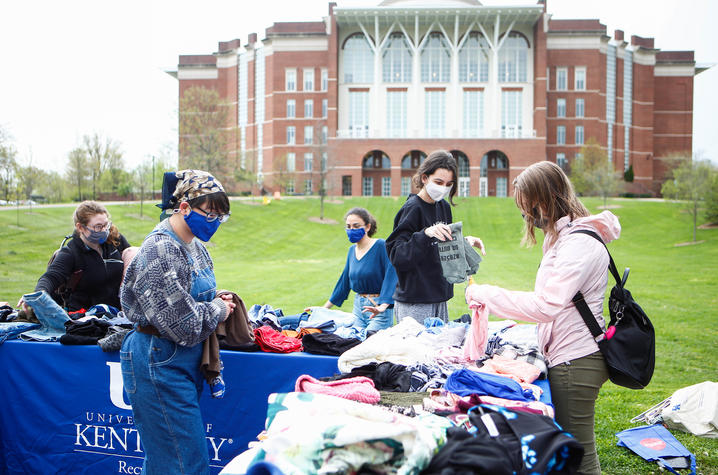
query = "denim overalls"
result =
(120, 226, 216, 475)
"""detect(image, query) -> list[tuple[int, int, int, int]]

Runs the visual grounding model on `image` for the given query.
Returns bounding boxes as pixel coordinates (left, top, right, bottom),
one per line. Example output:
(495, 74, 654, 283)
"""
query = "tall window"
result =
(286, 99, 295, 118)
(557, 98, 566, 118)
(496, 177, 507, 198)
(574, 67, 586, 90)
(463, 89, 484, 137)
(383, 33, 412, 83)
(286, 126, 295, 145)
(459, 32, 489, 82)
(303, 68, 314, 91)
(287, 152, 296, 172)
(304, 99, 313, 118)
(286, 181, 294, 194)
(421, 33, 451, 82)
(285, 69, 296, 91)
(349, 91, 369, 137)
(498, 32, 528, 82)
(557, 125, 566, 145)
(556, 153, 567, 170)
(343, 34, 373, 83)
(556, 67, 567, 91)
(576, 98, 585, 118)
(424, 90, 446, 137)
(382, 177, 391, 196)
(304, 153, 313, 172)
(321, 68, 328, 91)
(304, 179, 312, 195)
(501, 90, 522, 138)
(387, 90, 407, 137)
(304, 126, 313, 145)
(362, 177, 373, 196)
(575, 125, 584, 145)
(321, 152, 328, 172)
(321, 126, 328, 144)
(322, 99, 328, 118)
(401, 176, 411, 196)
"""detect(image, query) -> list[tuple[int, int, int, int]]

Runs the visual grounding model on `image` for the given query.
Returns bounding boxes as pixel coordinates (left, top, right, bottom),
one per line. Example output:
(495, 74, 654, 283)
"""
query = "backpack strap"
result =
(569, 229, 620, 341)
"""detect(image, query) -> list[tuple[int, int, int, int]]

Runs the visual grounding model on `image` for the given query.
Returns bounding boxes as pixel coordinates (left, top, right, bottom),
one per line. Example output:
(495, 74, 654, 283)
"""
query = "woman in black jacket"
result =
(20, 201, 131, 312)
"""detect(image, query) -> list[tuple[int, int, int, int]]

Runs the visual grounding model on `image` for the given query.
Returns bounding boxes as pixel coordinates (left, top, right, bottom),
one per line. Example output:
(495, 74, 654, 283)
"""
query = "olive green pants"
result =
(548, 351, 608, 475)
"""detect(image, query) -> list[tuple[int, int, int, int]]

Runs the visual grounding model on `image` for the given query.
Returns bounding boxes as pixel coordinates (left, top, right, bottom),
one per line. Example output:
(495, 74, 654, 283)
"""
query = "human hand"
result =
(425, 223, 453, 241)
(362, 303, 389, 318)
(219, 294, 235, 319)
(16, 297, 30, 314)
(465, 236, 487, 256)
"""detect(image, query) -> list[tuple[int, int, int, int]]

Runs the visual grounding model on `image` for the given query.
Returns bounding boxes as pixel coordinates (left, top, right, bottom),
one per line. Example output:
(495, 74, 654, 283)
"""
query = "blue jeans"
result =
(0, 322, 41, 344)
(352, 295, 394, 331)
(20, 290, 70, 341)
(121, 331, 208, 474)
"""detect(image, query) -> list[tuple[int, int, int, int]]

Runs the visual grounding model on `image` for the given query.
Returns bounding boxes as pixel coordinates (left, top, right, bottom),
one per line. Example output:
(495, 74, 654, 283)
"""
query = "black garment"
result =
(422, 405, 583, 475)
(35, 232, 130, 312)
(301, 333, 362, 356)
(323, 362, 412, 392)
(385, 194, 453, 304)
(59, 318, 112, 345)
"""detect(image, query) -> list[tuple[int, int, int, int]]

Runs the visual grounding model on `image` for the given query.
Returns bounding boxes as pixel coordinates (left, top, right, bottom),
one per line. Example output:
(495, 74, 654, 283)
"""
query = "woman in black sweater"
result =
(386, 150, 485, 323)
(21, 201, 131, 312)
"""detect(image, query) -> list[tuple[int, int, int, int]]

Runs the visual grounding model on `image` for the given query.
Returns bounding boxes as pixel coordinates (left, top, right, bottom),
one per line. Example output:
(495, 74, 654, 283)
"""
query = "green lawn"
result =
(1, 197, 717, 474)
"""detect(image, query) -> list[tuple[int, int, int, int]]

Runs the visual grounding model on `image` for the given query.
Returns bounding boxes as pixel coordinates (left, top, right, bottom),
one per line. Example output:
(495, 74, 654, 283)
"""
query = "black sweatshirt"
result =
(385, 194, 453, 304)
(35, 232, 131, 311)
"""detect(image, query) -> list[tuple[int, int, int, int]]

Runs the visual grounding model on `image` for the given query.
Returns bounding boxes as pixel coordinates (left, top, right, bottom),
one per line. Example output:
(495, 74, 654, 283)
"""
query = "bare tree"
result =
(0, 126, 18, 203)
(570, 139, 624, 206)
(272, 152, 296, 195)
(82, 133, 123, 198)
(66, 148, 89, 201)
(312, 120, 333, 219)
(661, 154, 716, 242)
(179, 86, 230, 179)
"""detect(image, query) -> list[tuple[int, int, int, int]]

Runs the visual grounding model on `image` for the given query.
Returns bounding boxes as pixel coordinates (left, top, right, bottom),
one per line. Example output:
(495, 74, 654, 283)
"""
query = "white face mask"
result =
(425, 181, 451, 202)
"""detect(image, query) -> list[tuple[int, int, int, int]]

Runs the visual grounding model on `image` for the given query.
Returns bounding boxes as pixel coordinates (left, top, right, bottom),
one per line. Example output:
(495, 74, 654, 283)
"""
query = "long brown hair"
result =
(73, 201, 121, 247)
(412, 150, 459, 206)
(513, 161, 589, 247)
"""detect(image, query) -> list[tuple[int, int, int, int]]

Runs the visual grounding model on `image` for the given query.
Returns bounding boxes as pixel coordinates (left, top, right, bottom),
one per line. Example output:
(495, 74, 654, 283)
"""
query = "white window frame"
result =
(362, 176, 373, 196)
(286, 180, 294, 194)
(286, 99, 295, 119)
(401, 176, 411, 196)
(576, 98, 584, 118)
(556, 67, 567, 91)
(381, 177, 391, 196)
(574, 67, 586, 91)
(321, 68, 328, 91)
(349, 91, 369, 138)
(304, 126, 313, 145)
(557, 125, 566, 145)
(304, 179, 312, 195)
(321, 126, 328, 144)
(556, 98, 566, 118)
(304, 153, 313, 172)
(556, 153, 567, 170)
(285, 69, 296, 92)
(575, 125, 584, 145)
(303, 68, 314, 92)
(496, 177, 507, 198)
(286, 126, 295, 145)
(387, 90, 407, 138)
(287, 152, 296, 172)
(463, 89, 484, 137)
(322, 99, 328, 118)
(424, 90, 446, 137)
(304, 99, 313, 118)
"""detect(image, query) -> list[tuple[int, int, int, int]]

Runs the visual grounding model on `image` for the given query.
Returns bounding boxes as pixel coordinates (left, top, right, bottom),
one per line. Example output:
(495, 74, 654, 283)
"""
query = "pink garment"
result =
(294, 374, 381, 404)
(477, 355, 541, 384)
(463, 300, 489, 361)
(464, 211, 621, 368)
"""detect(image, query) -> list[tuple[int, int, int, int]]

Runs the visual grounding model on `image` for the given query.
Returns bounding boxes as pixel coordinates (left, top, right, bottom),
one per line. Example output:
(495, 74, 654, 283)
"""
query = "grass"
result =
(1, 197, 717, 474)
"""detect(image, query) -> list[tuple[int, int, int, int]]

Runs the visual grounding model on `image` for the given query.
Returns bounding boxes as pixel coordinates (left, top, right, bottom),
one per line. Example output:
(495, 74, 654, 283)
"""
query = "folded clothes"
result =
(444, 368, 537, 402)
(301, 332, 361, 356)
(295, 374, 380, 404)
(253, 326, 302, 353)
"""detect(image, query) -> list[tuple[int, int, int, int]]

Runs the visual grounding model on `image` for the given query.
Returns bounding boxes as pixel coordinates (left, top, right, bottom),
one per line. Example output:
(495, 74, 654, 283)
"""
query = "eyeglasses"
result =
(194, 207, 231, 223)
(85, 221, 111, 233)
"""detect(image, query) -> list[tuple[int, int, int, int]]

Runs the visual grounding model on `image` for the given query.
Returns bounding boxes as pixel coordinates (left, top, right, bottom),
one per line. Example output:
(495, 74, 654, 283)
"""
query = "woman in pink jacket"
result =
(465, 161, 620, 475)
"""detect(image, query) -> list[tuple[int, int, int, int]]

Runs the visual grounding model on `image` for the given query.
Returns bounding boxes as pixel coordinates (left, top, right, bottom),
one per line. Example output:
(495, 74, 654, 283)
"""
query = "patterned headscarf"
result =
(172, 169, 225, 204)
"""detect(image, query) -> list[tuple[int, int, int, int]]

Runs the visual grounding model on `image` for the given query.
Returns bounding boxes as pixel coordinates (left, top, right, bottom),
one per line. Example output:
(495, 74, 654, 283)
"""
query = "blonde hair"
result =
(513, 161, 589, 247)
(73, 201, 121, 247)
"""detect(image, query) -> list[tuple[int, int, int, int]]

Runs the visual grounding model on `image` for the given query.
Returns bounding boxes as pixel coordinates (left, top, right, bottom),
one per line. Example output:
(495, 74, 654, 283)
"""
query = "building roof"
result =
(266, 21, 327, 37)
(547, 19, 606, 34)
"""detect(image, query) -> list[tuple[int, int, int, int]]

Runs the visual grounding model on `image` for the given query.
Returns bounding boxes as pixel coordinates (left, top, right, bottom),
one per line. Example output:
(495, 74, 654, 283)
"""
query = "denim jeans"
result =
(0, 322, 41, 345)
(352, 295, 394, 331)
(277, 312, 309, 331)
(121, 331, 208, 474)
(19, 290, 70, 341)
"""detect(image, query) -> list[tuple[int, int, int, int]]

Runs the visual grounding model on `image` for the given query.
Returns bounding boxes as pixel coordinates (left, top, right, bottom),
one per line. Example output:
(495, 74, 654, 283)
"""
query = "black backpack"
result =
(47, 235, 83, 311)
(571, 230, 655, 389)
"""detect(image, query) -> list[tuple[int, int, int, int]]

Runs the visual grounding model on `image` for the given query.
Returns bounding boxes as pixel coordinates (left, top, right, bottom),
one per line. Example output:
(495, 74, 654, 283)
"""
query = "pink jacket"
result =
(465, 211, 621, 367)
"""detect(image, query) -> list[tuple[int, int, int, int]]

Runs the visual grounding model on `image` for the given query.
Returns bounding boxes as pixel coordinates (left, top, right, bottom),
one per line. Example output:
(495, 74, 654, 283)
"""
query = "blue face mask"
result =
(184, 209, 221, 242)
(86, 229, 109, 245)
(346, 228, 366, 243)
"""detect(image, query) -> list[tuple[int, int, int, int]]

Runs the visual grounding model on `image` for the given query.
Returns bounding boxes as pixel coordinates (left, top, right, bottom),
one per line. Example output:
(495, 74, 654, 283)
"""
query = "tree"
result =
(82, 133, 123, 198)
(66, 148, 89, 201)
(570, 139, 623, 207)
(272, 152, 296, 196)
(661, 156, 716, 242)
(706, 172, 718, 225)
(311, 120, 333, 219)
(179, 86, 230, 180)
(0, 126, 18, 202)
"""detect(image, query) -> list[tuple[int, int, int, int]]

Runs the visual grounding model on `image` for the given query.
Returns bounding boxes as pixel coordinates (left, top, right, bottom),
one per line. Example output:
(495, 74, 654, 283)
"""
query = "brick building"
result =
(169, 0, 704, 197)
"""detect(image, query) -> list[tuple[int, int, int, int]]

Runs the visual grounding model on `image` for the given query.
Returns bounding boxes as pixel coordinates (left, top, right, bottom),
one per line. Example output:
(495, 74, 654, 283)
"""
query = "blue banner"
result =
(0, 340, 339, 474)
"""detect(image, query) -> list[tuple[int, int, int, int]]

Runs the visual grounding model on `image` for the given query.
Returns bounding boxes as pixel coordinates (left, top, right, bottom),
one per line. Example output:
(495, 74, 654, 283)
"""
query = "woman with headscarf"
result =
(120, 170, 235, 474)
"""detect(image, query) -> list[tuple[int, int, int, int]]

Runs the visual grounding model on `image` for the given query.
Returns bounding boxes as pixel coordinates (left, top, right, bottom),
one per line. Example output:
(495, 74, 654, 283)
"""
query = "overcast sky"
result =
(1, 0, 716, 173)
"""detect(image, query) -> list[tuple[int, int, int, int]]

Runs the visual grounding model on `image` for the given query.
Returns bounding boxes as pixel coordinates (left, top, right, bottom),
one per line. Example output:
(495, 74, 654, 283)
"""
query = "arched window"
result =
(362, 150, 391, 169)
(459, 32, 489, 82)
(401, 150, 426, 169)
(498, 32, 529, 82)
(421, 32, 451, 82)
(383, 33, 412, 83)
(343, 34, 374, 83)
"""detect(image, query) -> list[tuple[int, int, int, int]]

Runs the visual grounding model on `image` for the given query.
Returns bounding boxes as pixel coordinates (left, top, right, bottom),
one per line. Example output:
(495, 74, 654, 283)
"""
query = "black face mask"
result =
(522, 207, 547, 229)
